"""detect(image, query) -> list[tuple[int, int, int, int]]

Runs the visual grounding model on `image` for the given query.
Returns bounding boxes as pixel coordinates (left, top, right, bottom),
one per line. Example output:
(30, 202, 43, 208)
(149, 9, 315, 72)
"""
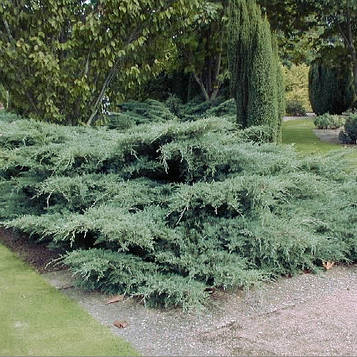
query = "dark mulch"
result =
(0, 228, 65, 273)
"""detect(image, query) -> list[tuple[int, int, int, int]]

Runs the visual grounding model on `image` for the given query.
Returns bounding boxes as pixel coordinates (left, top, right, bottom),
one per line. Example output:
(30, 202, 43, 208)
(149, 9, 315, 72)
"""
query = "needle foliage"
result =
(227, 0, 285, 141)
(0, 110, 356, 310)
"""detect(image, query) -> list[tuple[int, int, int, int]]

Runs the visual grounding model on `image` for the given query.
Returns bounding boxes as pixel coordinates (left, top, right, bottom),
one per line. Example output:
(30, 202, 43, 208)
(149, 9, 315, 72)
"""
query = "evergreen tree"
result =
(273, 37, 286, 143)
(227, 0, 283, 141)
(228, 0, 251, 128)
(309, 62, 354, 115)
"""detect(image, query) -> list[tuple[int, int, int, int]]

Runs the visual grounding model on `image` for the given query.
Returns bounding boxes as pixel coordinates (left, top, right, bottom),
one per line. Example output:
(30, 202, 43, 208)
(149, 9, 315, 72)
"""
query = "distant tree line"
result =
(0, 0, 356, 124)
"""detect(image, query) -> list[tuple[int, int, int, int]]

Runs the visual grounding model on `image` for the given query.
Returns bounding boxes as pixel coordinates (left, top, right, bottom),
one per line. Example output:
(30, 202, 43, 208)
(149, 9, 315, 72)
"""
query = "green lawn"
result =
(282, 118, 357, 168)
(0, 244, 138, 356)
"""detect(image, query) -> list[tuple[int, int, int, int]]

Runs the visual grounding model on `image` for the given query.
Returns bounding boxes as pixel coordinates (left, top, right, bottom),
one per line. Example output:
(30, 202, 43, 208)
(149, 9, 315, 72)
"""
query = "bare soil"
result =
(0, 228, 64, 272)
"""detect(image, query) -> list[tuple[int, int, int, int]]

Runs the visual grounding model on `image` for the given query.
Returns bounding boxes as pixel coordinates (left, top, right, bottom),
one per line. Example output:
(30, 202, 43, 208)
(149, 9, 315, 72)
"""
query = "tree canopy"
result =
(0, 0, 202, 125)
(172, 0, 228, 101)
(1, 0, 356, 121)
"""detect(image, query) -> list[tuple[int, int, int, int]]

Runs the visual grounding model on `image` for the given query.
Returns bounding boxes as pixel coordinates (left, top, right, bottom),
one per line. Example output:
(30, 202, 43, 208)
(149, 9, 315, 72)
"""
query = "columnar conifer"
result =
(228, 0, 283, 141)
(309, 62, 354, 115)
(273, 37, 286, 143)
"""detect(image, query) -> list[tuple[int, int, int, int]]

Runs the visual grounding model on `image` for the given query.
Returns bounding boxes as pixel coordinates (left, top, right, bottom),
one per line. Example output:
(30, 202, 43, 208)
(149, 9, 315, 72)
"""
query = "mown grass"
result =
(282, 118, 357, 169)
(0, 244, 138, 356)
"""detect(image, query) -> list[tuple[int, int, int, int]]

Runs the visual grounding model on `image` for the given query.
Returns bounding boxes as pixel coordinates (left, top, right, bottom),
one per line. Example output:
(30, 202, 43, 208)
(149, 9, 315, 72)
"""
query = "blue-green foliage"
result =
(108, 96, 238, 128)
(107, 99, 177, 130)
(166, 96, 236, 122)
(0, 110, 356, 310)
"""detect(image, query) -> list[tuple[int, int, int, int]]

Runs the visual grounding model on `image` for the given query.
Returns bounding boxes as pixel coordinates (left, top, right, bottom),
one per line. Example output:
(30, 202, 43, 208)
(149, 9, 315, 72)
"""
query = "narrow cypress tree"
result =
(228, 0, 282, 141)
(273, 37, 286, 143)
(228, 0, 251, 128)
(247, 13, 278, 130)
(309, 62, 354, 115)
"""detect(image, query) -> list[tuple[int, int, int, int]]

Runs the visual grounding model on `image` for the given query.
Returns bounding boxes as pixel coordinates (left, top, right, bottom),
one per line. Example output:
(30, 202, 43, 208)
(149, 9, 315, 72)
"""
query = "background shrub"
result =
(165, 94, 183, 117)
(286, 100, 307, 117)
(283, 64, 311, 114)
(339, 114, 357, 144)
(178, 96, 226, 120)
(170, 97, 236, 122)
(205, 99, 236, 119)
(107, 99, 177, 129)
(314, 114, 345, 129)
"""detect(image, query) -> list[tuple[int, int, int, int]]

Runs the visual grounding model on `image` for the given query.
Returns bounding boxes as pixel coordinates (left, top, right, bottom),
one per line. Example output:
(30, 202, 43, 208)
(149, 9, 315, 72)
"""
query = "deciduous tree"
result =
(0, 0, 201, 125)
(172, 0, 228, 102)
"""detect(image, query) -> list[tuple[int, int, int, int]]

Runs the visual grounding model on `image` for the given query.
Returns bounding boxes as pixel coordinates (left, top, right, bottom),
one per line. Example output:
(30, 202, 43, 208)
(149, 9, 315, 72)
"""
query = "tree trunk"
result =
(187, 73, 193, 102)
(87, 70, 114, 126)
(352, 50, 357, 97)
(193, 72, 210, 101)
(193, 51, 223, 102)
(210, 50, 222, 101)
(87, 67, 116, 126)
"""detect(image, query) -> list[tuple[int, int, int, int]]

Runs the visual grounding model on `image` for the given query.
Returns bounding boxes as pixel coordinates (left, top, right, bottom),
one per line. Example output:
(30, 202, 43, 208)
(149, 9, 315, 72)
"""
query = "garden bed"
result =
(0, 228, 64, 273)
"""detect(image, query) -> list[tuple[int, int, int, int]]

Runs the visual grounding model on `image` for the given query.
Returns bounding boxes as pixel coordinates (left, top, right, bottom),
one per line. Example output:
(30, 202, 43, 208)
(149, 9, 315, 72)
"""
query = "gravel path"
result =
(313, 128, 342, 145)
(283, 113, 316, 121)
(43, 265, 357, 356)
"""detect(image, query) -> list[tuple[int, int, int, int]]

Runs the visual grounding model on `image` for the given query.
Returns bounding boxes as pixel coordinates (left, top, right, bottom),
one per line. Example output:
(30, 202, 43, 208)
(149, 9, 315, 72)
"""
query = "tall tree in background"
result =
(258, 0, 318, 65)
(260, 0, 357, 100)
(173, 0, 228, 101)
(314, 0, 357, 99)
(228, 0, 283, 141)
(0, 0, 201, 125)
(309, 62, 354, 115)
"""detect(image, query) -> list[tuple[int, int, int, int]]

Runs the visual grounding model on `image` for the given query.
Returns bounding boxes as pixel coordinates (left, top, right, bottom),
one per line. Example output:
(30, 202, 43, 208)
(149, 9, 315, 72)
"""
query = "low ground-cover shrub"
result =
(314, 114, 345, 130)
(1, 110, 356, 310)
(165, 94, 183, 117)
(339, 114, 357, 144)
(108, 96, 237, 126)
(205, 99, 236, 119)
(176, 96, 229, 121)
(239, 125, 276, 143)
(107, 99, 177, 130)
(107, 97, 236, 129)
